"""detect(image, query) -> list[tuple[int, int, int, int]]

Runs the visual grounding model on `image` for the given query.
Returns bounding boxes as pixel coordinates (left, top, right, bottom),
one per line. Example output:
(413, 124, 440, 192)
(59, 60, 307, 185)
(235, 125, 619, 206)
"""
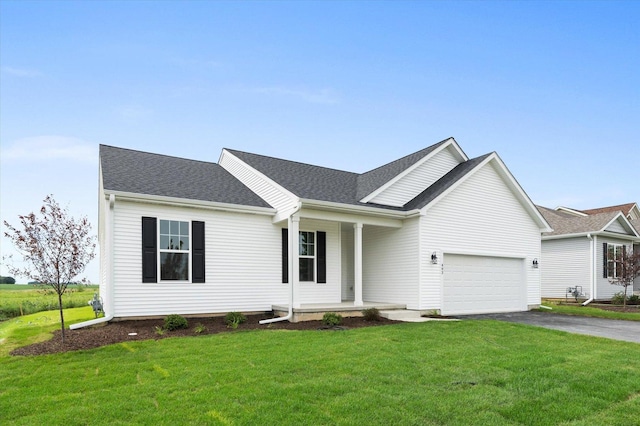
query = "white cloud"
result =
(253, 86, 340, 105)
(1, 136, 97, 164)
(1, 66, 43, 77)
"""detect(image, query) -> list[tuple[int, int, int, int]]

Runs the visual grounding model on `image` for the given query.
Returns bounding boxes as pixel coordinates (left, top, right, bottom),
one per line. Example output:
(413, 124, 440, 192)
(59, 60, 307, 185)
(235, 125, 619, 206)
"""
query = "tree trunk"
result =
(58, 292, 66, 343)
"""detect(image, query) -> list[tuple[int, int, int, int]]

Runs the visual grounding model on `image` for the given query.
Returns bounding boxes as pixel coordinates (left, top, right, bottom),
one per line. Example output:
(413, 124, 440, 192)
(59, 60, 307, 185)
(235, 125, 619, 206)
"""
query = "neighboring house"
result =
(88, 137, 551, 324)
(538, 203, 640, 301)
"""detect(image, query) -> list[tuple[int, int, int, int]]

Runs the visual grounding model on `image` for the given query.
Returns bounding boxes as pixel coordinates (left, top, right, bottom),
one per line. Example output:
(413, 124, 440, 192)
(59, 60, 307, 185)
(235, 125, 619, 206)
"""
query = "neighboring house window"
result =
(604, 243, 625, 278)
(281, 229, 326, 284)
(160, 220, 190, 280)
(141, 217, 205, 283)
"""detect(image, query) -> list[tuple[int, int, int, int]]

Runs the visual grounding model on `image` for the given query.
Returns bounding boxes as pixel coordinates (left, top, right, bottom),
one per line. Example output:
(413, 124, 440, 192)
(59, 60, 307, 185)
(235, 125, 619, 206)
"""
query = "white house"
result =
(76, 137, 551, 326)
(538, 203, 640, 302)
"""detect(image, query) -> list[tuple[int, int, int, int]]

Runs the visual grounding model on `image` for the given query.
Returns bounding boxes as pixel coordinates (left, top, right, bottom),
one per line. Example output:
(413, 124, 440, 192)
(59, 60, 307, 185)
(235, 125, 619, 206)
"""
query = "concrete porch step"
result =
(379, 309, 431, 322)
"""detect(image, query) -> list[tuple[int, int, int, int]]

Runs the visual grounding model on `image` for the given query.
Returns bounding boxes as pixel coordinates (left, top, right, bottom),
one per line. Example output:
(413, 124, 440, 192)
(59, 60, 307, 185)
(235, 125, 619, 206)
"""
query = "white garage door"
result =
(442, 254, 526, 315)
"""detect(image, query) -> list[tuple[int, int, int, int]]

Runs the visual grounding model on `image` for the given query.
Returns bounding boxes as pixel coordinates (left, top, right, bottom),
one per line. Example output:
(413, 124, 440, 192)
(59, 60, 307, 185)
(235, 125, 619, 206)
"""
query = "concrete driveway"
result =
(458, 311, 640, 344)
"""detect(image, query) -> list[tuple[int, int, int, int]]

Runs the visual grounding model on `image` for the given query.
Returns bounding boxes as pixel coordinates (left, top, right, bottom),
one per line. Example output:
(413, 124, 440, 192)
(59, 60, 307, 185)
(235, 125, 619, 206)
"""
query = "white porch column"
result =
(290, 215, 301, 309)
(354, 222, 364, 307)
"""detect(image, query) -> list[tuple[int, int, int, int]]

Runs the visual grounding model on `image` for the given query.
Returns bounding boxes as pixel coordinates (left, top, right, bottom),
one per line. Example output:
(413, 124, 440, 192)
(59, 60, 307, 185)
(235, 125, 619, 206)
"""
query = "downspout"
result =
(260, 202, 302, 324)
(71, 194, 116, 329)
(582, 233, 595, 306)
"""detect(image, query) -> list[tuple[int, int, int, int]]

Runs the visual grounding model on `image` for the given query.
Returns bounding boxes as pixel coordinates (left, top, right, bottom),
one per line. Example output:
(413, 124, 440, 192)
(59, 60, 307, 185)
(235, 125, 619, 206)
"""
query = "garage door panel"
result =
(442, 254, 525, 315)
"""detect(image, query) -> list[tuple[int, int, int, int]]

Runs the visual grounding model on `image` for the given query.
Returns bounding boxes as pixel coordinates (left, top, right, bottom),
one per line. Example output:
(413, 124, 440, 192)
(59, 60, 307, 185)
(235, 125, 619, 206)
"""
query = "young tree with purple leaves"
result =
(3, 195, 96, 342)
(608, 246, 640, 309)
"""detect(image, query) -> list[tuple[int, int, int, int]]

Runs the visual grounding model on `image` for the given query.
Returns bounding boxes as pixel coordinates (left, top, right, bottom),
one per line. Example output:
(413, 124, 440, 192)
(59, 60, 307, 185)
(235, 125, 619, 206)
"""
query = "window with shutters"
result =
(160, 220, 190, 281)
(299, 231, 315, 282)
(142, 217, 205, 283)
(606, 243, 624, 278)
(281, 229, 326, 284)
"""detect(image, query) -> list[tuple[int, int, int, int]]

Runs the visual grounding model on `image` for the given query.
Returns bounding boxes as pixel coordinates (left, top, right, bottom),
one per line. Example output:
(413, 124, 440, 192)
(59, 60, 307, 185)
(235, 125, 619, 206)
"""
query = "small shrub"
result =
(611, 292, 627, 305)
(626, 294, 640, 305)
(194, 323, 207, 335)
(362, 307, 381, 322)
(225, 312, 247, 329)
(164, 314, 188, 331)
(322, 312, 342, 326)
(154, 326, 165, 336)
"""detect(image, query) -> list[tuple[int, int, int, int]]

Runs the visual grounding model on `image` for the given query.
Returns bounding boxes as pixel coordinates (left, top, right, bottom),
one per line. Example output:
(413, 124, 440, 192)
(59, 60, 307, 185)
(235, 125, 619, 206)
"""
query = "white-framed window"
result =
(606, 243, 624, 279)
(299, 231, 315, 282)
(159, 219, 190, 281)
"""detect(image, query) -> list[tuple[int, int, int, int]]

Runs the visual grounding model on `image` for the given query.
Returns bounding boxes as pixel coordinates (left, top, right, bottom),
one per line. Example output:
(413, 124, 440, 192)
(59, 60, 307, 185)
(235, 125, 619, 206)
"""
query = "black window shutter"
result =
(622, 245, 627, 277)
(192, 221, 205, 283)
(142, 217, 157, 283)
(282, 228, 289, 283)
(317, 231, 327, 284)
(603, 243, 608, 278)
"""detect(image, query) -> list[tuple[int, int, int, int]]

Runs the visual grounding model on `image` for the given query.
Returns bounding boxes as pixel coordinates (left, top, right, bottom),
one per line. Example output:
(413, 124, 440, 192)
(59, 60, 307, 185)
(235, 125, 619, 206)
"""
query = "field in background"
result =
(0, 284, 98, 321)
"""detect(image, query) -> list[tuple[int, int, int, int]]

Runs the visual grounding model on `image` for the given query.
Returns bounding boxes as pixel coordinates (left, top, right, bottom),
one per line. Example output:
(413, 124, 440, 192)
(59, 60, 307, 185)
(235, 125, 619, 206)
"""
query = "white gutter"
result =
(105, 190, 276, 216)
(260, 203, 302, 324)
(71, 194, 116, 329)
(582, 233, 595, 306)
(299, 198, 422, 219)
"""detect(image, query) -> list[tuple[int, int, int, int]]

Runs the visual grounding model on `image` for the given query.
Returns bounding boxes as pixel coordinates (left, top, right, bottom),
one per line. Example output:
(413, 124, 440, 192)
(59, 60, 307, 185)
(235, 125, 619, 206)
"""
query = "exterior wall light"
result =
(431, 252, 438, 264)
(532, 258, 539, 269)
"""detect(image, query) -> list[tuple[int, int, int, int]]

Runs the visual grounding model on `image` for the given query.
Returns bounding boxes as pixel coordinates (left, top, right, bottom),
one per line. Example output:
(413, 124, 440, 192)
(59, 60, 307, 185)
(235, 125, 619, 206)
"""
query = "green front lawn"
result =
(0, 306, 95, 357)
(1, 318, 639, 425)
(542, 300, 640, 321)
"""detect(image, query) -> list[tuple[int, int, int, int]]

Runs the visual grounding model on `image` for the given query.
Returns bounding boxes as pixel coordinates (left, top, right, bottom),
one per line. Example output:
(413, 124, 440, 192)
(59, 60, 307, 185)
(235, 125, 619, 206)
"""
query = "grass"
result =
(1, 318, 640, 425)
(542, 300, 640, 321)
(0, 306, 95, 357)
(0, 284, 98, 320)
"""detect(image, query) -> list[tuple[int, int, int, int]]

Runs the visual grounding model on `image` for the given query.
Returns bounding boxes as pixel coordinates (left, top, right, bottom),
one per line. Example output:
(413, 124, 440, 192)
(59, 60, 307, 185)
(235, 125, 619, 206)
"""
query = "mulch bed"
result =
(11, 314, 397, 356)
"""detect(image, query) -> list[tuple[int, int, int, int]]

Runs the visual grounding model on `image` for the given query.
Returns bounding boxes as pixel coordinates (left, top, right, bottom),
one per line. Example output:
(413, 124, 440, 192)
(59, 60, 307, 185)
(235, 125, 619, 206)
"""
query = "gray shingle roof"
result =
(355, 138, 453, 200)
(102, 141, 489, 213)
(538, 206, 621, 236)
(100, 145, 271, 208)
(226, 139, 478, 211)
(225, 149, 360, 205)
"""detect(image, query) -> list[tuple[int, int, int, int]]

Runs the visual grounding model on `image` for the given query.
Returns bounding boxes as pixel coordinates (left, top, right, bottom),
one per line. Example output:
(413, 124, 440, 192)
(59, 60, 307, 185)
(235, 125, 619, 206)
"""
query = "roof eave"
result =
(103, 190, 276, 216)
(299, 198, 421, 219)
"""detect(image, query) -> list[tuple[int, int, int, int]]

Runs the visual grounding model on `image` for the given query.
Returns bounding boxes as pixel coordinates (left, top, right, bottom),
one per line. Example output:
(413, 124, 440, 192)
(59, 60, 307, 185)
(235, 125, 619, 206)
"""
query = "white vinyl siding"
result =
(541, 237, 591, 299)
(420, 161, 542, 310)
(605, 219, 627, 234)
(111, 199, 285, 317)
(369, 146, 461, 207)
(363, 218, 420, 309)
(219, 150, 296, 213)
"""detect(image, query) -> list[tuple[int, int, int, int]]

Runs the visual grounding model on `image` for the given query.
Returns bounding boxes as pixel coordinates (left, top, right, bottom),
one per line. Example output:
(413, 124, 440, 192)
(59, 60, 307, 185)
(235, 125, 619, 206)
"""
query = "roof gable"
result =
(414, 152, 551, 231)
(356, 137, 466, 202)
(539, 207, 639, 239)
(359, 138, 467, 206)
(100, 145, 271, 208)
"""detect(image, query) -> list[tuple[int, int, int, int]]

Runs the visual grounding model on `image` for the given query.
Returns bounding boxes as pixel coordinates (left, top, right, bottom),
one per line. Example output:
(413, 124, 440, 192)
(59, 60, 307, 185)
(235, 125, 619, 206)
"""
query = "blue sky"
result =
(1, 1, 638, 282)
